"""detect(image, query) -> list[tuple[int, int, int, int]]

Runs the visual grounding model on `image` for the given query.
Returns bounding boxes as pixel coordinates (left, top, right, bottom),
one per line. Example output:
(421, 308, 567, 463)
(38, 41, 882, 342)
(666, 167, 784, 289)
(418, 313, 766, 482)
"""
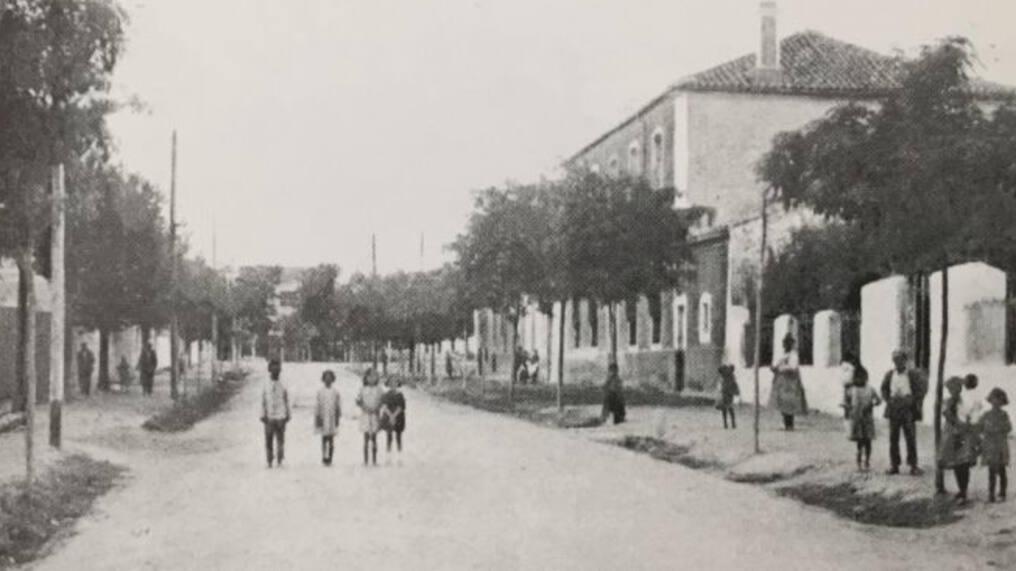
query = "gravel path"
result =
(29, 362, 981, 570)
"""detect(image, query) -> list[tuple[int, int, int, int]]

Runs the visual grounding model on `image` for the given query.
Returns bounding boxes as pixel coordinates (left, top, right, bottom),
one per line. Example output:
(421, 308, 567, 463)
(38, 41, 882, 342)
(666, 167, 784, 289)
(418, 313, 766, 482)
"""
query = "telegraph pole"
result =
(49, 164, 66, 448)
(170, 131, 179, 400)
(211, 216, 218, 383)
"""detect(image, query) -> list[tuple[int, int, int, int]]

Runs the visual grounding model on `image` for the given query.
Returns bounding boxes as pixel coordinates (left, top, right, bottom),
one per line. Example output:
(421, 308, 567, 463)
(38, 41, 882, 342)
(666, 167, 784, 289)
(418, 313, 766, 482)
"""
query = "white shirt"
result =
(890, 371, 912, 398)
(262, 381, 290, 420)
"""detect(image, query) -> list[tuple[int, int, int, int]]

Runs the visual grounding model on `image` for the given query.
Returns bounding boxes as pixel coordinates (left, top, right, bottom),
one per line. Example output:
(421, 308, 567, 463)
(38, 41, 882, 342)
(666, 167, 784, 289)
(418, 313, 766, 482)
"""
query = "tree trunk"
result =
(17, 246, 37, 485)
(430, 344, 436, 381)
(509, 313, 519, 407)
(14, 264, 29, 413)
(754, 189, 769, 455)
(934, 264, 949, 494)
(98, 328, 110, 392)
(557, 302, 566, 412)
(608, 303, 618, 365)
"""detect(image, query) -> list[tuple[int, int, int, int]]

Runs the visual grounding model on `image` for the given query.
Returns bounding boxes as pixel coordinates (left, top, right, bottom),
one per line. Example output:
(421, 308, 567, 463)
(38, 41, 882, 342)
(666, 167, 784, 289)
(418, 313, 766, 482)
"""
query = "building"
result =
(479, 2, 1015, 393)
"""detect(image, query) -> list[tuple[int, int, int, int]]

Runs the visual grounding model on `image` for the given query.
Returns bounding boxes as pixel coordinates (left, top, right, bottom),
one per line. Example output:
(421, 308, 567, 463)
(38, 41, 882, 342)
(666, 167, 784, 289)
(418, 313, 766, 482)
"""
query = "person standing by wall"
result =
(76, 343, 95, 397)
(601, 363, 626, 425)
(939, 377, 979, 504)
(137, 342, 158, 396)
(880, 349, 927, 476)
(768, 334, 807, 431)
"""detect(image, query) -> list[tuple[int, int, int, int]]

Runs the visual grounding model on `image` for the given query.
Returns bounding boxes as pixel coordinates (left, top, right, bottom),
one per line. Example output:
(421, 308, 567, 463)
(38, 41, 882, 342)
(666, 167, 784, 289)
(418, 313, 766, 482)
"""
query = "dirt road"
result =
(30, 363, 980, 570)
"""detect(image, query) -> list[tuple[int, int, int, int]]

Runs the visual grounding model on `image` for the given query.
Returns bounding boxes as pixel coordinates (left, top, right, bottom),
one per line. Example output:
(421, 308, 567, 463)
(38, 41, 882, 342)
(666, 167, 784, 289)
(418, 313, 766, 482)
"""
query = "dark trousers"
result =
(140, 373, 154, 395)
(989, 466, 1008, 499)
(385, 429, 403, 452)
(264, 420, 286, 465)
(721, 407, 736, 429)
(782, 414, 795, 430)
(603, 392, 626, 424)
(79, 373, 92, 396)
(363, 432, 378, 465)
(954, 463, 972, 498)
(321, 436, 334, 464)
(888, 417, 918, 468)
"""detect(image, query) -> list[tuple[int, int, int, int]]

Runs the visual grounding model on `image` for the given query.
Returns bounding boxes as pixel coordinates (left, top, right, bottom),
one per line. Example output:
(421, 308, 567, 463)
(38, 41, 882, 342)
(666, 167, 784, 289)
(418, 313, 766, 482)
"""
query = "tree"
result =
(297, 264, 340, 360)
(232, 265, 282, 356)
(759, 37, 1016, 489)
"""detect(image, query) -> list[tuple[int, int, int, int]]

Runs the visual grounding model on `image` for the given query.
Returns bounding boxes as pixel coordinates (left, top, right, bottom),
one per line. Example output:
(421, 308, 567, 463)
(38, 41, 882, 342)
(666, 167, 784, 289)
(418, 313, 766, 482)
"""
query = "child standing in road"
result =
(260, 359, 291, 468)
(845, 370, 881, 472)
(356, 367, 384, 466)
(979, 388, 1012, 502)
(715, 364, 739, 429)
(314, 370, 342, 466)
(379, 377, 407, 456)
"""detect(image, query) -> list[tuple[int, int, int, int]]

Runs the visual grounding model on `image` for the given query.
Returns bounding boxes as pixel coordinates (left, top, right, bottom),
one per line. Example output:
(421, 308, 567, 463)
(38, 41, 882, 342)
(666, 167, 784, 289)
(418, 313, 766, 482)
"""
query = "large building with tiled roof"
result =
(545, 2, 1016, 391)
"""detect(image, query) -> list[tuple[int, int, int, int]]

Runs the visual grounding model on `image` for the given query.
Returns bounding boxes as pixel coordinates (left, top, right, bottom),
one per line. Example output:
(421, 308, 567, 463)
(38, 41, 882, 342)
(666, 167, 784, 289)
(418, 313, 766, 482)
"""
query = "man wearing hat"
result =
(880, 349, 928, 475)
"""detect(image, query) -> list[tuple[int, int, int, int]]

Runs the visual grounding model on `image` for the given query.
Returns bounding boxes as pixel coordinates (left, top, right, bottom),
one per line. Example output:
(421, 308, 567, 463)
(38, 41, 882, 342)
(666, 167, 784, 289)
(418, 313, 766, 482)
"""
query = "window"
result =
(572, 299, 582, 349)
(698, 293, 713, 345)
(608, 155, 619, 177)
(628, 141, 641, 176)
(651, 128, 665, 188)
(626, 301, 638, 347)
(673, 293, 687, 350)
(590, 301, 599, 347)
(649, 294, 662, 345)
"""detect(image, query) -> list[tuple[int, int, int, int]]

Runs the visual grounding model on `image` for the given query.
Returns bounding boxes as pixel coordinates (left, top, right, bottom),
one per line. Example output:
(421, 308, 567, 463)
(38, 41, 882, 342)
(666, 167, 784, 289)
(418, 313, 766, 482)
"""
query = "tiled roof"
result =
(567, 31, 1015, 164)
(672, 31, 1015, 98)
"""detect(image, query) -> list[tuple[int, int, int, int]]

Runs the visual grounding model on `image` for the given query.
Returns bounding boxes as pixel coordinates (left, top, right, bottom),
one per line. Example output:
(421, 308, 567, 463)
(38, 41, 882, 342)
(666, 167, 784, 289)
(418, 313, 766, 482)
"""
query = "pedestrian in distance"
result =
(978, 387, 1011, 502)
(880, 349, 927, 476)
(445, 351, 454, 380)
(77, 342, 95, 396)
(939, 376, 980, 505)
(601, 362, 626, 425)
(117, 356, 133, 390)
(356, 367, 384, 466)
(137, 342, 158, 396)
(715, 364, 739, 429)
(529, 350, 541, 384)
(314, 370, 341, 466)
(768, 333, 807, 431)
(379, 377, 406, 457)
(260, 359, 291, 468)
(845, 368, 881, 472)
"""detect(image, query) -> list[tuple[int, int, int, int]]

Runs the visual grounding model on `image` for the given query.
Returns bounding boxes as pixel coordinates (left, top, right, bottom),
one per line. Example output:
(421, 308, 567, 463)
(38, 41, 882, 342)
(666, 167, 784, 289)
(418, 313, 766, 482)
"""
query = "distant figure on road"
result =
(880, 349, 927, 476)
(769, 333, 807, 431)
(515, 346, 529, 384)
(314, 370, 342, 466)
(844, 368, 881, 472)
(978, 387, 1011, 502)
(77, 343, 95, 396)
(260, 359, 291, 468)
(445, 351, 454, 379)
(137, 342, 158, 396)
(380, 377, 406, 456)
(715, 364, 739, 429)
(601, 362, 626, 425)
(117, 356, 132, 390)
(357, 367, 384, 466)
(940, 376, 979, 504)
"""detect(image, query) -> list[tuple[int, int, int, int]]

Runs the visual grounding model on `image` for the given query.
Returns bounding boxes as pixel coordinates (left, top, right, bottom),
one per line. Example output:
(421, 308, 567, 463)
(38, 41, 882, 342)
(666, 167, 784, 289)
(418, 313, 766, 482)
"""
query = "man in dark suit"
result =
(880, 349, 928, 475)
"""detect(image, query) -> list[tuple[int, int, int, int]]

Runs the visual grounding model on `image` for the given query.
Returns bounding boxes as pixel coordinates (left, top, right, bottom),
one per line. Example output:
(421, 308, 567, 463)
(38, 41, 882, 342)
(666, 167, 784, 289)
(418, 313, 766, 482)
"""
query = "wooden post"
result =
(934, 264, 949, 493)
(170, 131, 179, 400)
(18, 245, 37, 484)
(49, 164, 66, 448)
(557, 300, 566, 412)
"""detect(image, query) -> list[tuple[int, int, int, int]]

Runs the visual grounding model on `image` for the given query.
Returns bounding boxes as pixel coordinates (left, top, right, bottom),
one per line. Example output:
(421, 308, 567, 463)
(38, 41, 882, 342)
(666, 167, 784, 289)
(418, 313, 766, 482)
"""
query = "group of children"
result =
(260, 359, 407, 468)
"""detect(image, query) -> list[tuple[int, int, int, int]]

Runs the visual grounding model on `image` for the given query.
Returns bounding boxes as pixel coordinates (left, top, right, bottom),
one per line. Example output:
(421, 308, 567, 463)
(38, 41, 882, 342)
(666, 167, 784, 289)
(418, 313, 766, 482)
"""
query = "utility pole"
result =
(169, 131, 180, 401)
(371, 233, 377, 277)
(211, 215, 218, 383)
(49, 164, 66, 448)
(753, 187, 770, 455)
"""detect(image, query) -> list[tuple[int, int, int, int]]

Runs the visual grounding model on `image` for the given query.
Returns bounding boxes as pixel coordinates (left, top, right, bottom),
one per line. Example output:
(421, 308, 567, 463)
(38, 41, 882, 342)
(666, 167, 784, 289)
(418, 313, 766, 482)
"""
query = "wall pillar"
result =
(578, 299, 592, 349)
(930, 262, 1007, 370)
(861, 275, 908, 376)
(725, 305, 750, 367)
(813, 309, 842, 368)
(636, 295, 652, 350)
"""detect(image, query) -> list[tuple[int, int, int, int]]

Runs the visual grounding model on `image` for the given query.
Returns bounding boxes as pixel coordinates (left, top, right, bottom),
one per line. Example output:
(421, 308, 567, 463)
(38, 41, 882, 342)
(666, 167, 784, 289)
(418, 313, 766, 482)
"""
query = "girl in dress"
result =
(715, 364, 739, 429)
(768, 334, 808, 430)
(380, 378, 407, 456)
(940, 377, 980, 505)
(356, 367, 384, 466)
(314, 370, 342, 466)
(845, 370, 881, 471)
(978, 388, 1011, 502)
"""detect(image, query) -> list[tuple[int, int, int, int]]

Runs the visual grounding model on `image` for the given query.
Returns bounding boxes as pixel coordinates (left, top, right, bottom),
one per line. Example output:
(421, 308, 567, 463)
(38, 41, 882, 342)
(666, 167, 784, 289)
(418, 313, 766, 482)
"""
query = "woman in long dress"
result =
(314, 370, 341, 466)
(768, 333, 808, 430)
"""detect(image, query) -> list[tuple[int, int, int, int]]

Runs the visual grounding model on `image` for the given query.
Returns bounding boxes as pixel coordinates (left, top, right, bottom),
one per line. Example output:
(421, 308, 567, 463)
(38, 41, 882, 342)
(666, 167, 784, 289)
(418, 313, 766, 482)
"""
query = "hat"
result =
(988, 388, 1009, 406)
(945, 376, 964, 394)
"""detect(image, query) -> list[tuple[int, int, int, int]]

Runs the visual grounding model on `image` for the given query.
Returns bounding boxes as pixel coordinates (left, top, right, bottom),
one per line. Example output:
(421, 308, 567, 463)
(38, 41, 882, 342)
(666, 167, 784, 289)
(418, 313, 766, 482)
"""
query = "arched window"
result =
(650, 128, 665, 188)
(628, 141, 641, 176)
(698, 293, 713, 345)
(649, 294, 662, 345)
(608, 155, 619, 177)
(589, 301, 599, 347)
(626, 301, 638, 347)
(673, 293, 688, 350)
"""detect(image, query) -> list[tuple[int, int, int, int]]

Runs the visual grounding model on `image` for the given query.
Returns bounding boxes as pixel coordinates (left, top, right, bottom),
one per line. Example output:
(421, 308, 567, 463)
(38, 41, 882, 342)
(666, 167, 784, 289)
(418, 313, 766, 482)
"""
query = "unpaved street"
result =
(31, 363, 979, 570)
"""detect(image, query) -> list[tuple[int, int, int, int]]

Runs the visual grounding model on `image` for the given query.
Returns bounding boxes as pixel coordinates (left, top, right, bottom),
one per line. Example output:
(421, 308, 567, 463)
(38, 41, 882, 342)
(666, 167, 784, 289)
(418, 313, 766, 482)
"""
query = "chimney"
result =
(753, 2, 782, 84)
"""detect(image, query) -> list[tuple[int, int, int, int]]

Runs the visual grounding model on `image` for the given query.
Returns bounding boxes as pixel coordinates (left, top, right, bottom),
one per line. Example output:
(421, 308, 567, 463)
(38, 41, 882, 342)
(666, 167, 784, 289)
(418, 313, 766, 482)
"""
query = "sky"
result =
(106, 0, 1016, 277)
